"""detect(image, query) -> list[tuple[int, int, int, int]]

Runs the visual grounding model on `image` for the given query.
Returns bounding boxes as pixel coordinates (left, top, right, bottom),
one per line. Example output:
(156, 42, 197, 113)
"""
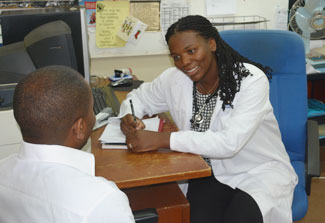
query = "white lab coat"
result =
(119, 63, 298, 223)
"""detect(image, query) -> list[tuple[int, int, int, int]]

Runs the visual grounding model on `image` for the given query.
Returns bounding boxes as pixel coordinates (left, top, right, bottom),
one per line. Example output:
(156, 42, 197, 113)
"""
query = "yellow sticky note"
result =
(96, 1, 130, 48)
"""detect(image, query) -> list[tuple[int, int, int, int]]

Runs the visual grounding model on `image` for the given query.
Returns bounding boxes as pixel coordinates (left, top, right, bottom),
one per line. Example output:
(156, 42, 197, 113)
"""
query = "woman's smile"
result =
(184, 66, 199, 77)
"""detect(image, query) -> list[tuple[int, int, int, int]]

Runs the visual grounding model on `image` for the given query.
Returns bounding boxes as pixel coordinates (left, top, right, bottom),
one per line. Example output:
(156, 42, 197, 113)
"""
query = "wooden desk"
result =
(91, 119, 211, 188)
(91, 88, 211, 188)
(91, 85, 211, 222)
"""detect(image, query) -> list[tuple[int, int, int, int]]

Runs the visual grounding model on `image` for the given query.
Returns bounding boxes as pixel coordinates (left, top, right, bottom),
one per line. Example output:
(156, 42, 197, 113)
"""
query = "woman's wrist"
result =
(158, 131, 171, 149)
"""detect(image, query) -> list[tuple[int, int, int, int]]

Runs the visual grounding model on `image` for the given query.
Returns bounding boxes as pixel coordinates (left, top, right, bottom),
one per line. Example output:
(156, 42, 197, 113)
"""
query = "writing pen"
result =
(129, 99, 137, 123)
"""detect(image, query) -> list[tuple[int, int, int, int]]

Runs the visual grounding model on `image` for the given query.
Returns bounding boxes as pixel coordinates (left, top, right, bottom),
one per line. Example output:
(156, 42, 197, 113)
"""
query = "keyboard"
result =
(92, 87, 108, 115)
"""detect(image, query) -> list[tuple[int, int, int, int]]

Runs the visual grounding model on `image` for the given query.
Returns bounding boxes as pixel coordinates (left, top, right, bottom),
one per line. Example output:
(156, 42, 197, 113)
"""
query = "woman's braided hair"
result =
(165, 15, 271, 110)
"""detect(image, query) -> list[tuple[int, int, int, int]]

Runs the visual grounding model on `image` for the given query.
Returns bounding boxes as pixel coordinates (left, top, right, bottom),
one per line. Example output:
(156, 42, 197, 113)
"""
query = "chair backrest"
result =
(220, 30, 307, 162)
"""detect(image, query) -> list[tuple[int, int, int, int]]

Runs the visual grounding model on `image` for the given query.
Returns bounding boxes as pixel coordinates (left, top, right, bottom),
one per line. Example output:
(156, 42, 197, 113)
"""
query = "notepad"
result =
(99, 116, 162, 149)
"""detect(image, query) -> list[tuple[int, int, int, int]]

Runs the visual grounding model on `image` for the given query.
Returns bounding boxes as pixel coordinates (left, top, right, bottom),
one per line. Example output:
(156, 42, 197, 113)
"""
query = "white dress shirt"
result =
(0, 142, 135, 223)
(118, 64, 298, 223)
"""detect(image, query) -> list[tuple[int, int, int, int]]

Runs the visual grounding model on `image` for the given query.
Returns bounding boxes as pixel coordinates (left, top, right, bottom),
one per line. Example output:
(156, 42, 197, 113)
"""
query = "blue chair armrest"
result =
(306, 120, 320, 195)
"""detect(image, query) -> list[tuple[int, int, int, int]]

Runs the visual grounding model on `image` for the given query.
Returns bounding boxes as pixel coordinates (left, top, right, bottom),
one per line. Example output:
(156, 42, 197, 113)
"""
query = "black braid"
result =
(165, 15, 271, 110)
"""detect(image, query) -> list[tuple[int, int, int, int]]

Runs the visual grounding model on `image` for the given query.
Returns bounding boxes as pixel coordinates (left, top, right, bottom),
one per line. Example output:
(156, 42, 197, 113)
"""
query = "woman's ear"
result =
(209, 38, 217, 52)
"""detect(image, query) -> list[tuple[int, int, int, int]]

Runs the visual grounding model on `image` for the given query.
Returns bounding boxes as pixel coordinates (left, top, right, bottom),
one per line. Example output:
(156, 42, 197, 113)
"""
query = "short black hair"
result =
(13, 65, 90, 140)
(166, 15, 271, 110)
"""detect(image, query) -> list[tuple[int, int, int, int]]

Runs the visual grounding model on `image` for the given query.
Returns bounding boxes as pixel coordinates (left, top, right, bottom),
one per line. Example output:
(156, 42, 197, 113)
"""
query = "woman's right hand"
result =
(120, 114, 145, 135)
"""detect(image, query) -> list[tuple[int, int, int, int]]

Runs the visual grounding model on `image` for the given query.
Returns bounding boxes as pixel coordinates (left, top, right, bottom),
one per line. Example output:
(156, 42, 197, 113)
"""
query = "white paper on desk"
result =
(99, 116, 160, 149)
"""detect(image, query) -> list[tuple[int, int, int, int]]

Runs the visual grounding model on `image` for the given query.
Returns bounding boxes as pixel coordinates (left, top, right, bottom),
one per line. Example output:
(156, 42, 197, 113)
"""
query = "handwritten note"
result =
(96, 1, 130, 48)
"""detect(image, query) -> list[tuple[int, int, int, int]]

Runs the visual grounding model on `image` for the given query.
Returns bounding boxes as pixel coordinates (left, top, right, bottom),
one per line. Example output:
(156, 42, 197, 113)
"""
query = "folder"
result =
(99, 116, 164, 149)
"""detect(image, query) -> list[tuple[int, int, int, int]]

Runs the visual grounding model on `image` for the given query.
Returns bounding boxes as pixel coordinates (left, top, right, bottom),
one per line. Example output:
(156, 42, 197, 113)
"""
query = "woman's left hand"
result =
(126, 130, 171, 153)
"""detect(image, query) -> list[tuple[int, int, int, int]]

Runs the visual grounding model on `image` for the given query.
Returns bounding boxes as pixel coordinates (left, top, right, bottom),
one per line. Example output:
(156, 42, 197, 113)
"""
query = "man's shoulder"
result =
(49, 164, 120, 195)
(44, 166, 126, 214)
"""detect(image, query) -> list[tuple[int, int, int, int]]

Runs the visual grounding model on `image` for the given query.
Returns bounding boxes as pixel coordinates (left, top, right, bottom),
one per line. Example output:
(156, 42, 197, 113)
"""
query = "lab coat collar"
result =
(18, 141, 95, 176)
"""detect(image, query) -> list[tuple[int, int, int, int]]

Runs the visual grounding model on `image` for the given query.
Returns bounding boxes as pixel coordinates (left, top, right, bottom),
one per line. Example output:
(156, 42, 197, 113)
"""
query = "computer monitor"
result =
(0, 7, 90, 83)
(0, 7, 91, 109)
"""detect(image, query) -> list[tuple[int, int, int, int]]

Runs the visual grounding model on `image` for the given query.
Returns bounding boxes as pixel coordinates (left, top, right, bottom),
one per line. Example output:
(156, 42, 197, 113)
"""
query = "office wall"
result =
(91, 0, 289, 82)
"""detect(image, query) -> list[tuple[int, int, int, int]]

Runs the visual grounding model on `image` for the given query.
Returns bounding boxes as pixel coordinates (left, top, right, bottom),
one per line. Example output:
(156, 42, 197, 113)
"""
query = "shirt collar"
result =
(18, 141, 95, 176)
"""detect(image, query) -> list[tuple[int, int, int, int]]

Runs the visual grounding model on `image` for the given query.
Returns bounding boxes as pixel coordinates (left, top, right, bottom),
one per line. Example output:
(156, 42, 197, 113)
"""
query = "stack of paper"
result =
(99, 116, 162, 149)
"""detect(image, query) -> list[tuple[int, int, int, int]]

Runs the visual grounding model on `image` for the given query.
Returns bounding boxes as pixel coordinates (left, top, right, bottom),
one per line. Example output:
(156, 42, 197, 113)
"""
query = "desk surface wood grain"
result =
(91, 113, 211, 189)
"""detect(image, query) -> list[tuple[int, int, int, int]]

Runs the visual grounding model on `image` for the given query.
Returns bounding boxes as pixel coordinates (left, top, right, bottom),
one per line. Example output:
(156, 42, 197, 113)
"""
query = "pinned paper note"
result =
(117, 15, 148, 44)
(85, 1, 97, 28)
(95, 1, 129, 48)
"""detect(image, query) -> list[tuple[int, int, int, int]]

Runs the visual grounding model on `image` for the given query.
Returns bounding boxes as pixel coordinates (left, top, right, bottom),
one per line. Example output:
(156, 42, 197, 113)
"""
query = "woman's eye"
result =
(173, 55, 180, 61)
(188, 49, 195, 54)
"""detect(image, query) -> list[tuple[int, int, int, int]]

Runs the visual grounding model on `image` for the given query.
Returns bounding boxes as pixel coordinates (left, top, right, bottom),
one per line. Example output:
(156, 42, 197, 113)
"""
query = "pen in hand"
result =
(129, 99, 137, 124)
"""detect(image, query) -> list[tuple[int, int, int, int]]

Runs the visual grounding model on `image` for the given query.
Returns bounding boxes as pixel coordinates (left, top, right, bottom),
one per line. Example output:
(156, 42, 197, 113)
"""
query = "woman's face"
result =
(168, 31, 217, 83)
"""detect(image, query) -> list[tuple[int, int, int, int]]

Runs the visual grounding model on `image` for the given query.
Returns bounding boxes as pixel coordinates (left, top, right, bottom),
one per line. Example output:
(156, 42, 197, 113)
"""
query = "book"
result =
(99, 116, 164, 149)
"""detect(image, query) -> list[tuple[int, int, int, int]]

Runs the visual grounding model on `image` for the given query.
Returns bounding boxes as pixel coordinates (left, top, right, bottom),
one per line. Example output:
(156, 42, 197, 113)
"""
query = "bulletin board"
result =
(88, 0, 189, 58)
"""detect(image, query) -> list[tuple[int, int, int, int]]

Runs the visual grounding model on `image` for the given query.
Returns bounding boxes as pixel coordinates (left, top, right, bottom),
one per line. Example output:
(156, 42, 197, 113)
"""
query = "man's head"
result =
(13, 65, 95, 149)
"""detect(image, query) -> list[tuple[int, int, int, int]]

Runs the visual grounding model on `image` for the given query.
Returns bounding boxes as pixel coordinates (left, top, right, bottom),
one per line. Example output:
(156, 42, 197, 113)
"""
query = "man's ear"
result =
(72, 117, 86, 140)
(209, 38, 217, 52)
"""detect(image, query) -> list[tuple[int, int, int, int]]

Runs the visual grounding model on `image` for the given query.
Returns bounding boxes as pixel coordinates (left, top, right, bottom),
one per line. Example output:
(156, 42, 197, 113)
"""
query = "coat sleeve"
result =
(170, 67, 271, 158)
(118, 68, 174, 119)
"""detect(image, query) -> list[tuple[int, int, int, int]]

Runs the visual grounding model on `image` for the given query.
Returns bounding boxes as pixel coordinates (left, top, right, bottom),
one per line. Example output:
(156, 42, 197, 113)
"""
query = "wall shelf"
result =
(209, 15, 268, 31)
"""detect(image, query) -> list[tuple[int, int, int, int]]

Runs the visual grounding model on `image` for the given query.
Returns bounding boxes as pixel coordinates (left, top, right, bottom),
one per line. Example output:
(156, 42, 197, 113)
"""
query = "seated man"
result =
(0, 65, 135, 222)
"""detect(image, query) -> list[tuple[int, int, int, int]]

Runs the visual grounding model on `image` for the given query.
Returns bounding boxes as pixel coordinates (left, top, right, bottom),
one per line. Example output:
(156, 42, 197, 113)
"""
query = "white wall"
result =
(91, 0, 289, 82)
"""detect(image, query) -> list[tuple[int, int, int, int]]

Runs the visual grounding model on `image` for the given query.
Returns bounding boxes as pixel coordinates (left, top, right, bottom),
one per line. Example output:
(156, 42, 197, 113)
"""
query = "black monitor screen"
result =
(0, 8, 90, 81)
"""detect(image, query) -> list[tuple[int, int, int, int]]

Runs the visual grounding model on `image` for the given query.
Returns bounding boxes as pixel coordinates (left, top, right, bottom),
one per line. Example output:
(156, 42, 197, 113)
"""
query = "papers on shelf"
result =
(99, 116, 162, 149)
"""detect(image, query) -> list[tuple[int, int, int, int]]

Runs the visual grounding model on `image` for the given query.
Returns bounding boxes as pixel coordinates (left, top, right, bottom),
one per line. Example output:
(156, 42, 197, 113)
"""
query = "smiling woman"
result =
(165, 15, 270, 110)
(168, 31, 218, 88)
(118, 15, 298, 223)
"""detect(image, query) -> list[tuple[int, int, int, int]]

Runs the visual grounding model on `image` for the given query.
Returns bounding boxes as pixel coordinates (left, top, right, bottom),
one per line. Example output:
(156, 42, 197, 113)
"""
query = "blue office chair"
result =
(220, 30, 320, 221)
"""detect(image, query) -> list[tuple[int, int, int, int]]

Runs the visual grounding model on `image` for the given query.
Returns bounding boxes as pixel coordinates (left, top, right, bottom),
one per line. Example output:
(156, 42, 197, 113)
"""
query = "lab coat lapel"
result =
(177, 79, 193, 131)
(168, 72, 193, 131)
(210, 95, 223, 127)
